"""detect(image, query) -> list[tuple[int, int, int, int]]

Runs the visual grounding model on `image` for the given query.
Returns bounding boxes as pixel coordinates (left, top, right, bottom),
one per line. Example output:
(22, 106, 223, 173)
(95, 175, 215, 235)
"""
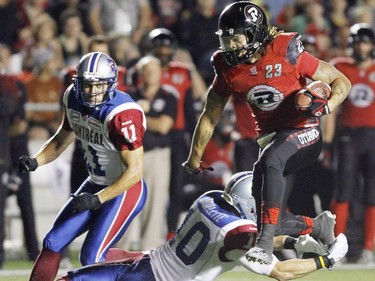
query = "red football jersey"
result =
(331, 57, 375, 128)
(212, 32, 320, 136)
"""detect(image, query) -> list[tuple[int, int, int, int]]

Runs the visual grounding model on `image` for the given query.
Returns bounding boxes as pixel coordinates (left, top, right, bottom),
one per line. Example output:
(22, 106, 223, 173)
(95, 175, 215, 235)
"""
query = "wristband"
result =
(314, 255, 331, 270)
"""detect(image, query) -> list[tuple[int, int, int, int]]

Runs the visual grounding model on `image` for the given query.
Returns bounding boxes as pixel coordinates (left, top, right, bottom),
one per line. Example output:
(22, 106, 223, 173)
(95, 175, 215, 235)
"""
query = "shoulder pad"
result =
(273, 32, 304, 65)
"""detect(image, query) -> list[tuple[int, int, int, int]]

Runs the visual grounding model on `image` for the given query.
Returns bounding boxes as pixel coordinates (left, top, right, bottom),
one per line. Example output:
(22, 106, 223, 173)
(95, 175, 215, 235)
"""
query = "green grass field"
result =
(1, 259, 374, 281)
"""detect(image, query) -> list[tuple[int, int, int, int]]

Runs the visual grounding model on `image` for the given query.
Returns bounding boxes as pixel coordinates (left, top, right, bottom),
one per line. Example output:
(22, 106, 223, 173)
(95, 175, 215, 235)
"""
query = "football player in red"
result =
(184, 1, 351, 265)
(326, 23, 375, 264)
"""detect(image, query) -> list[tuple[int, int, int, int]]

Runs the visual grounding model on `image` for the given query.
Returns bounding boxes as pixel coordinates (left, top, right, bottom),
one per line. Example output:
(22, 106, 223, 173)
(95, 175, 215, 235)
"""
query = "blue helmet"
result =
(73, 52, 118, 110)
(222, 171, 257, 221)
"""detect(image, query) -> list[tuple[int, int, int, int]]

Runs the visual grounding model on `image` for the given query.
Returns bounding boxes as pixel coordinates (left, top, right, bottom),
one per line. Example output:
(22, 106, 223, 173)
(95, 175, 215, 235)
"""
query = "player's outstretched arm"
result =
(242, 234, 348, 281)
(185, 86, 229, 170)
(17, 125, 75, 172)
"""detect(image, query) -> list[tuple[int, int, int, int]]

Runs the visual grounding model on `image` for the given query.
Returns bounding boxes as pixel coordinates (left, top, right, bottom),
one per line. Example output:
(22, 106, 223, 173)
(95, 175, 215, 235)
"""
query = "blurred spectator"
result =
(0, 44, 12, 71)
(15, 0, 49, 51)
(326, 0, 350, 48)
(88, 0, 153, 44)
(289, 0, 330, 36)
(201, 105, 234, 186)
(46, 0, 91, 35)
(8, 81, 40, 264)
(328, 25, 351, 59)
(22, 14, 64, 74)
(109, 34, 141, 69)
(327, 23, 375, 264)
(144, 28, 205, 238)
(0, 43, 40, 264)
(58, 8, 89, 66)
(181, 0, 220, 85)
(126, 56, 177, 249)
(349, 3, 375, 29)
(181, 106, 235, 209)
(24, 48, 63, 140)
(231, 97, 258, 173)
(150, 0, 186, 43)
(0, 72, 24, 268)
(263, 0, 294, 26)
(0, 0, 21, 49)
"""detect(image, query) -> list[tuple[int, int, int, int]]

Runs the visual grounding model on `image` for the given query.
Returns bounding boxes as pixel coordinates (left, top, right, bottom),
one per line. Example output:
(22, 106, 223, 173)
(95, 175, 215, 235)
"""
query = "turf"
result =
(1, 261, 374, 281)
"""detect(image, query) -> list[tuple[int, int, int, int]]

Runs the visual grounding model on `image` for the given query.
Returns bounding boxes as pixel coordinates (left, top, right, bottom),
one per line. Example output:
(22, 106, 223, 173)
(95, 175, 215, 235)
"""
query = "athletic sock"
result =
(256, 224, 277, 254)
(364, 206, 375, 251)
(29, 248, 61, 281)
(333, 202, 349, 236)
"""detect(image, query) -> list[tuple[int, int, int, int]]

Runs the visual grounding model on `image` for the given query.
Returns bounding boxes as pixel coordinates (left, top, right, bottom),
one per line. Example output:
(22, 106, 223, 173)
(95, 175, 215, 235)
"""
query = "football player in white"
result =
(57, 171, 348, 281)
(17, 52, 147, 281)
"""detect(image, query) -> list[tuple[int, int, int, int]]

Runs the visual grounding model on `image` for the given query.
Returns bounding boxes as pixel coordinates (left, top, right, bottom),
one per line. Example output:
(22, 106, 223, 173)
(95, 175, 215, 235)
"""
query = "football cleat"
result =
(313, 211, 336, 246)
(246, 246, 273, 265)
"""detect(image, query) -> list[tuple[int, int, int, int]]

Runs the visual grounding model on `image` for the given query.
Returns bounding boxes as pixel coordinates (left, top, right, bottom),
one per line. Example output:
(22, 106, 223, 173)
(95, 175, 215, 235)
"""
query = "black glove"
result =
(17, 156, 38, 173)
(182, 161, 214, 175)
(72, 193, 102, 212)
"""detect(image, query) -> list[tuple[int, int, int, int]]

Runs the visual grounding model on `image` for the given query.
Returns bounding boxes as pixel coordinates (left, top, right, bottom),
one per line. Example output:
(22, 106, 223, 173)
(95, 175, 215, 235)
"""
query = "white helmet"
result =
(73, 52, 118, 109)
(222, 171, 256, 221)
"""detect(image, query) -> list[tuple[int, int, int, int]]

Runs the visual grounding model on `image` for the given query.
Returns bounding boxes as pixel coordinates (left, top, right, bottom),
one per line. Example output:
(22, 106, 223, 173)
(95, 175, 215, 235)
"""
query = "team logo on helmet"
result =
(107, 58, 117, 73)
(244, 5, 263, 24)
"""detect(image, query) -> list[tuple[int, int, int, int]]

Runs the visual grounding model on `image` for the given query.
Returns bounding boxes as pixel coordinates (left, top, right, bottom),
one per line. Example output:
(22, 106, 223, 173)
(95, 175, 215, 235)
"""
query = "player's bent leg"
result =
(58, 257, 155, 281)
(80, 180, 147, 265)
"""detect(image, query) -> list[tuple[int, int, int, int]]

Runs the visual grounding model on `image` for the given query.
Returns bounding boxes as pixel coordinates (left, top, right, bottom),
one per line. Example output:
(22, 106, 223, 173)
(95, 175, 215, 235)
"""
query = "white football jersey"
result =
(63, 85, 146, 185)
(150, 191, 259, 281)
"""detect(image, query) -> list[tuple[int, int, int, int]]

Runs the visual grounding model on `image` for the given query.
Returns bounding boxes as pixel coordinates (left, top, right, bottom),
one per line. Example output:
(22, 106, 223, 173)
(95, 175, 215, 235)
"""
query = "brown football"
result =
(296, 81, 331, 108)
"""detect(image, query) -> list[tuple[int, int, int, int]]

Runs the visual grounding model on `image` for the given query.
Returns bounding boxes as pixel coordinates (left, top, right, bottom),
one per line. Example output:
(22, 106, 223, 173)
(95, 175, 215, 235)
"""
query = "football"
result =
(296, 80, 331, 108)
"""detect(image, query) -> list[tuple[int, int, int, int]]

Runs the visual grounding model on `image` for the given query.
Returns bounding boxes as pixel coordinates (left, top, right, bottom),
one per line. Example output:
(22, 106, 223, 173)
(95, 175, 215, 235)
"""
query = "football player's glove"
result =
(17, 156, 38, 173)
(72, 193, 102, 212)
(307, 95, 330, 117)
(296, 81, 331, 117)
(182, 161, 214, 175)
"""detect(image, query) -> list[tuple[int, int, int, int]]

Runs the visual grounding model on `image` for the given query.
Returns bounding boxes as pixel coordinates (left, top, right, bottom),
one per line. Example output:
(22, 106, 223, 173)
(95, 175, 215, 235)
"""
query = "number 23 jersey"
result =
(212, 32, 320, 136)
(62, 85, 146, 186)
(149, 191, 258, 281)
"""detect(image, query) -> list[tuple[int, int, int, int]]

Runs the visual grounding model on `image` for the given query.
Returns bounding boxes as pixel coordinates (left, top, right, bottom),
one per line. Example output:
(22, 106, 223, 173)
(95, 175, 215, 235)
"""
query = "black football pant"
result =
(252, 126, 323, 235)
